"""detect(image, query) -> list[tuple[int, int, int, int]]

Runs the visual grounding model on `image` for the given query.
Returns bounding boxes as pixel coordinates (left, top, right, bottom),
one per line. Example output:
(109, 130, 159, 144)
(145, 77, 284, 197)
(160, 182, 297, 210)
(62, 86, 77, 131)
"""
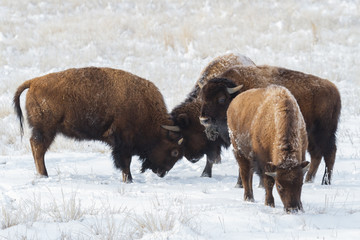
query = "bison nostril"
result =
(199, 117, 210, 126)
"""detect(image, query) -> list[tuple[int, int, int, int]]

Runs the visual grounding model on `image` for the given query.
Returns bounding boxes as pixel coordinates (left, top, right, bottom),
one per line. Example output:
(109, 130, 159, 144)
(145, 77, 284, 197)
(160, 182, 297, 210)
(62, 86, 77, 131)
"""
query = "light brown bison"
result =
(199, 65, 341, 185)
(171, 53, 255, 177)
(13, 67, 184, 182)
(227, 85, 309, 213)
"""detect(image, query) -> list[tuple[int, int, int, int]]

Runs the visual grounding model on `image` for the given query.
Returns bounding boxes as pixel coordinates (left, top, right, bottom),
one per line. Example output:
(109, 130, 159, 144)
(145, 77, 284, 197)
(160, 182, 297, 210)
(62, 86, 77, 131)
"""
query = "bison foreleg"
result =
(263, 175, 275, 207)
(201, 159, 213, 178)
(112, 147, 133, 183)
(235, 151, 254, 202)
(234, 170, 243, 188)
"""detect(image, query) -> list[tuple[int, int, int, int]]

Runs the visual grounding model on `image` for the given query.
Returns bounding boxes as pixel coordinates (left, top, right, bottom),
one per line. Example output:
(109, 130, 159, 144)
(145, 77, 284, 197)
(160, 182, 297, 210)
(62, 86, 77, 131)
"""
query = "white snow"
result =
(1, 0, 360, 239)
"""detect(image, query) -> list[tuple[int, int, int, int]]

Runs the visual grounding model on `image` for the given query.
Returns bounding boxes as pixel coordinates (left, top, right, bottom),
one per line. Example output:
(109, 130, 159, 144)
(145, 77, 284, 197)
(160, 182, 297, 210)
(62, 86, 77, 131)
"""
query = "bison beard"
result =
(204, 125, 219, 141)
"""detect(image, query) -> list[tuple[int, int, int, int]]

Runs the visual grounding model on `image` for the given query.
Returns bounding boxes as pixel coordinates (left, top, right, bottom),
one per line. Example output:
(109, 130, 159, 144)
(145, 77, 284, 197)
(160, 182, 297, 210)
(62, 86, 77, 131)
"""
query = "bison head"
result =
(265, 161, 310, 213)
(199, 78, 243, 144)
(171, 100, 225, 164)
(140, 124, 184, 177)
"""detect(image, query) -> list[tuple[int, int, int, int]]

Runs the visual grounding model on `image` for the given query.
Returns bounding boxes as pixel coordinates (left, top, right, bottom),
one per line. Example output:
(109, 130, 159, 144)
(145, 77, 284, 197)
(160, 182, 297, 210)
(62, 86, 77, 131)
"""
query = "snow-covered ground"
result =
(1, 0, 359, 239)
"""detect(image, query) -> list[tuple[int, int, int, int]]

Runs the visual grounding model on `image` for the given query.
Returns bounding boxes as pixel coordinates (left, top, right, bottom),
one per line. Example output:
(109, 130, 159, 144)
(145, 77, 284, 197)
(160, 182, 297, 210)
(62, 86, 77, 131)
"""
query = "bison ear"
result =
(301, 161, 310, 175)
(176, 113, 190, 128)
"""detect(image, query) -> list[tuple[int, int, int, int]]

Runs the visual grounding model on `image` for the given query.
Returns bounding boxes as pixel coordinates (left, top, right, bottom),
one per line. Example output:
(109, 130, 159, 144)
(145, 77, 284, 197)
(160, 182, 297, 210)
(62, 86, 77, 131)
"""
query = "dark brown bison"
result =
(227, 85, 309, 213)
(171, 53, 255, 177)
(187, 53, 255, 101)
(13, 67, 184, 182)
(171, 99, 224, 177)
(199, 65, 341, 185)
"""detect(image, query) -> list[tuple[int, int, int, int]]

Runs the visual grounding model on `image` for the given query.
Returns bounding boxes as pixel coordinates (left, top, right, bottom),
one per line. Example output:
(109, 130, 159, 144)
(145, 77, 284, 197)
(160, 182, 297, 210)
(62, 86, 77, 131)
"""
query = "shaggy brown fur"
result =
(13, 67, 183, 182)
(171, 99, 224, 177)
(171, 53, 255, 177)
(186, 53, 255, 101)
(228, 85, 309, 212)
(199, 65, 341, 185)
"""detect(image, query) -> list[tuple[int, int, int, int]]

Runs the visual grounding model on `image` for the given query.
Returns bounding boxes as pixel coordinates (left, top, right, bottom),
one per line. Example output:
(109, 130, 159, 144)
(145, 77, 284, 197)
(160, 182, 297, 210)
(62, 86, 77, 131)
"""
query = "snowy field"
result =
(1, 0, 360, 239)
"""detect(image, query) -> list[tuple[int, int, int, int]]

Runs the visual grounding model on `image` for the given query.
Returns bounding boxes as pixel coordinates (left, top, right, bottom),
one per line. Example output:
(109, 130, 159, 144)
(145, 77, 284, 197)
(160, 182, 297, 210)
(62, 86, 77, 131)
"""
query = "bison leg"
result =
(235, 151, 253, 202)
(263, 175, 275, 207)
(201, 159, 213, 178)
(305, 138, 322, 183)
(322, 143, 336, 185)
(235, 169, 243, 188)
(241, 166, 254, 202)
(30, 129, 55, 177)
(305, 153, 322, 183)
(112, 147, 133, 183)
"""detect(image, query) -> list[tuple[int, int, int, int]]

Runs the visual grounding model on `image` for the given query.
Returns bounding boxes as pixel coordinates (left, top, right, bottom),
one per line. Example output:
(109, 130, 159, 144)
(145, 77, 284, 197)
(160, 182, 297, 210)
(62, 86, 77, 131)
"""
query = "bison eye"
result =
(277, 184, 283, 191)
(218, 96, 226, 104)
(171, 149, 179, 158)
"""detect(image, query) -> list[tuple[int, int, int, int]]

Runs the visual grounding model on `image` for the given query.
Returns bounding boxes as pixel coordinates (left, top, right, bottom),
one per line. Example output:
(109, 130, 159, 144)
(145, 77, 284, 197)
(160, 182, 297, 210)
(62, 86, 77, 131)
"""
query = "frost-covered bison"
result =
(199, 65, 341, 185)
(13, 67, 184, 182)
(171, 53, 255, 177)
(227, 85, 309, 213)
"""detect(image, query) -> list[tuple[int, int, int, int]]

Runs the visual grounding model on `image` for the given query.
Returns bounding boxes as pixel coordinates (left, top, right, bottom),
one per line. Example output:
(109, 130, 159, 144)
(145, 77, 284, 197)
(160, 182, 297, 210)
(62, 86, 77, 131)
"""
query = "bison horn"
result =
(265, 171, 277, 178)
(226, 85, 243, 94)
(302, 162, 310, 175)
(197, 81, 204, 89)
(178, 138, 184, 145)
(161, 125, 181, 132)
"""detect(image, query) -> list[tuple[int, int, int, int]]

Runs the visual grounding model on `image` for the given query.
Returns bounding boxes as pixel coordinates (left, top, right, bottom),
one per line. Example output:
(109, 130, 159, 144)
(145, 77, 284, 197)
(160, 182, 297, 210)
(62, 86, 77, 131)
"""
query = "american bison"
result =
(187, 53, 255, 101)
(171, 99, 224, 177)
(199, 65, 341, 185)
(171, 53, 255, 177)
(13, 67, 184, 182)
(227, 85, 309, 213)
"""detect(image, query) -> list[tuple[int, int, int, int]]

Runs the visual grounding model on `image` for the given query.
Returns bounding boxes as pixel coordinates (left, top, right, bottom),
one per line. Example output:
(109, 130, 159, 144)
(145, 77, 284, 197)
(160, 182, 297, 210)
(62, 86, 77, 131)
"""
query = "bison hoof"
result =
(234, 183, 243, 188)
(37, 173, 49, 178)
(266, 203, 275, 208)
(125, 178, 133, 184)
(265, 200, 275, 208)
(201, 172, 211, 178)
(305, 178, 314, 183)
(122, 173, 133, 183)
(322, 179, 331, 185)
(305, 174, 315, 183)
(244, 196, 254, 202)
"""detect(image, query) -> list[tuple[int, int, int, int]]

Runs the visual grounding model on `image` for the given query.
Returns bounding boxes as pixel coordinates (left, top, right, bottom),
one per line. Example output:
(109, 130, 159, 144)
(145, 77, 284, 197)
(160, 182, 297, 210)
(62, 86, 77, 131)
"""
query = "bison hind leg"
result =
(305, 134, 323, 183)
(322, 136, 337, 185)
(30, 128, 56, 177)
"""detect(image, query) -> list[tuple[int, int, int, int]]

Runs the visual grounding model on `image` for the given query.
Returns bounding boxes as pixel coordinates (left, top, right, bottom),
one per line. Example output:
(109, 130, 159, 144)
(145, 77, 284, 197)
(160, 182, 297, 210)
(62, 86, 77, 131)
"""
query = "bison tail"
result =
(13, 80, 31, 137)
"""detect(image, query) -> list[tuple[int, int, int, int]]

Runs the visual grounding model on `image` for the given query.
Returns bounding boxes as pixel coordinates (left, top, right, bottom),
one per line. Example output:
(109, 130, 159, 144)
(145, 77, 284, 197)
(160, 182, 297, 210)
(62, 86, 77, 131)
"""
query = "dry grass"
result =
(131, 195, 200, 238)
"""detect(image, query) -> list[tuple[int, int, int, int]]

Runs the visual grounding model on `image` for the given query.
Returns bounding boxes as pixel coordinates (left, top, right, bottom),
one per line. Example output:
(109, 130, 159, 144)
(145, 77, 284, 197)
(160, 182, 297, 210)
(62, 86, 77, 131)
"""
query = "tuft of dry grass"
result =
(130, 195, 200, 238)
